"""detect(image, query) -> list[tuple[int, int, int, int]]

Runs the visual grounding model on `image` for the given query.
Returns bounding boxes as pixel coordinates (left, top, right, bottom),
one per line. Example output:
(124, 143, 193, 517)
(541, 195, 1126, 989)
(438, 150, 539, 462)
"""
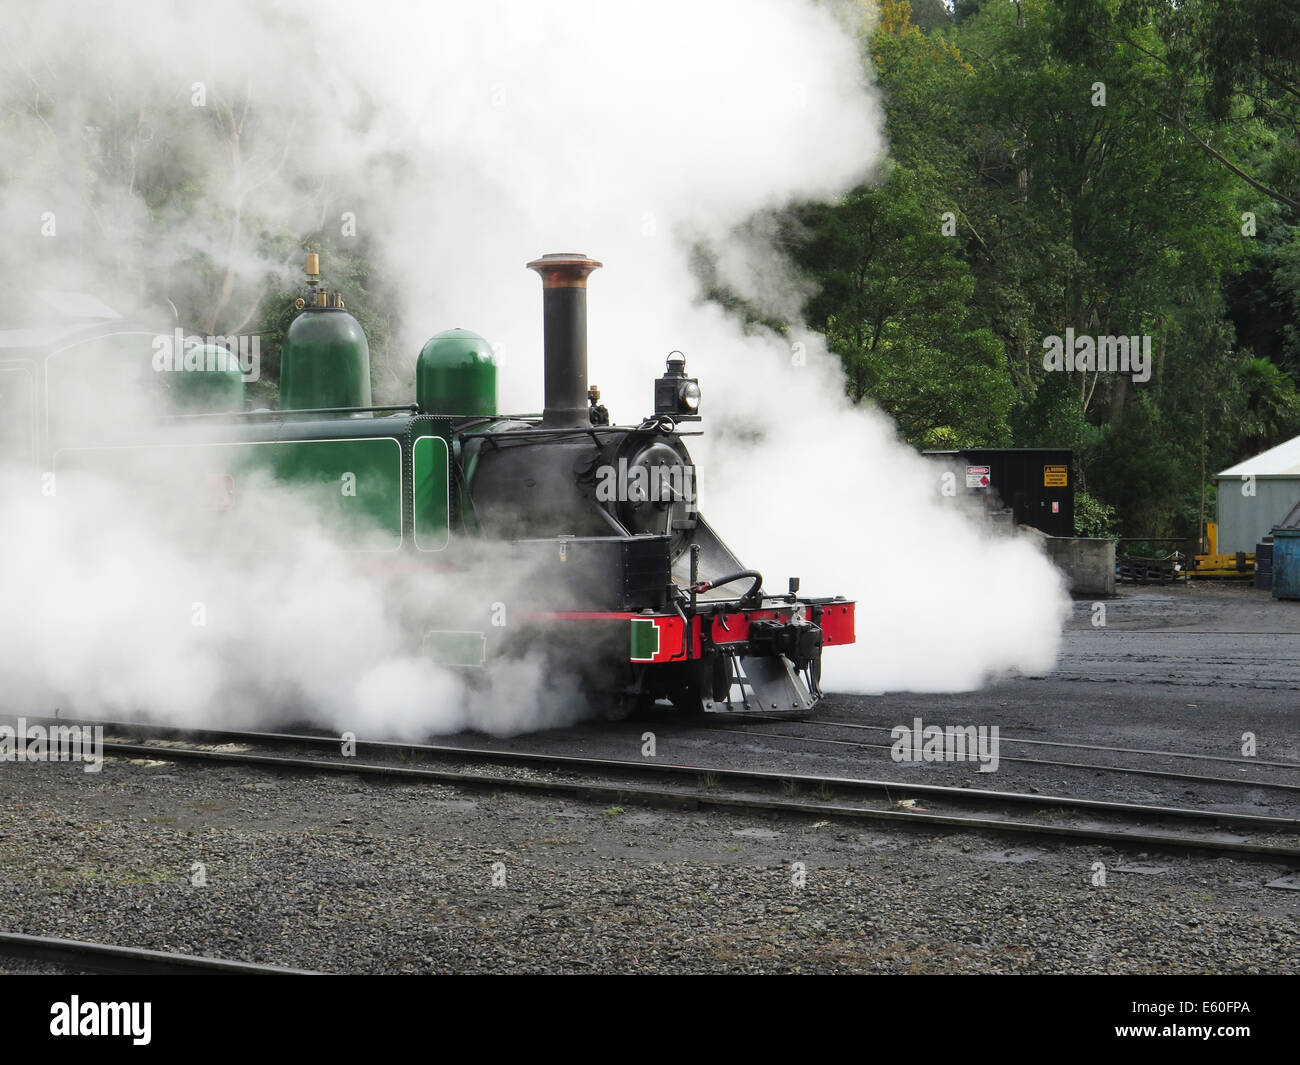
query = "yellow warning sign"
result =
(1044, 465, 1068, 487)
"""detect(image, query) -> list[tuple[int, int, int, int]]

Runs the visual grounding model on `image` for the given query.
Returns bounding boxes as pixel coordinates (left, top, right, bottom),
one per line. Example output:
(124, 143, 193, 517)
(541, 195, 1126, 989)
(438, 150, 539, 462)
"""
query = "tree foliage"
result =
(782, 0, 1300, 539)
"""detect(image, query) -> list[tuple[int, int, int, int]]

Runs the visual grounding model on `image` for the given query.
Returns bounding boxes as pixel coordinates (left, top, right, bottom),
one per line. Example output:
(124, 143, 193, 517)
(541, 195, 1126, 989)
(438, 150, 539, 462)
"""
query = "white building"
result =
(1217, 436, 1300, 553)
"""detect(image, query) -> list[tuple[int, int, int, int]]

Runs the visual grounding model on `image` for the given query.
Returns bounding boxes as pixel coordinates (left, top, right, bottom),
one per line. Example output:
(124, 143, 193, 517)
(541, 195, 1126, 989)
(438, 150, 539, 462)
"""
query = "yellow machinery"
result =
(1192, 523, 1255, 578)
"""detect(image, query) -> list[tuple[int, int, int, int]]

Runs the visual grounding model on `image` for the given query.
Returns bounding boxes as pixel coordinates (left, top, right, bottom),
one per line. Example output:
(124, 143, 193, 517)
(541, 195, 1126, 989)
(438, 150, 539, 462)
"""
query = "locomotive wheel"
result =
(663, 655, 730, 715)
(607, 688, 656, 720)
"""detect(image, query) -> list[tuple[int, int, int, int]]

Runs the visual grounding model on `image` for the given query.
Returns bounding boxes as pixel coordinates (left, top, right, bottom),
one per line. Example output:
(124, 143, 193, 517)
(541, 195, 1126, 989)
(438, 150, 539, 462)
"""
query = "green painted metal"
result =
(416, 329, 496, 417)
(47, 331, 173, 453)
(412, 435, 451, 550)
(256, 437, 402, 545)
(168, 343, 245, 413)
(55, 436, 404, 549)
(280, 307, 372, 411)
(52, 410, 455, 553)
(630, 617, 661, 661)
(0, 363, 36, 463)
(421, 629, 487, 666)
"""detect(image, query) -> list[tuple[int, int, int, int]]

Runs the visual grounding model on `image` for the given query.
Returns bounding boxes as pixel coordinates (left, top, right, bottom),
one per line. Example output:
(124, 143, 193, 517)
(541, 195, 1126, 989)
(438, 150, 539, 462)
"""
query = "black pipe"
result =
(693, 570, 764, 608)
(527, 253, 602, 428)
(158, 404, 418, 421)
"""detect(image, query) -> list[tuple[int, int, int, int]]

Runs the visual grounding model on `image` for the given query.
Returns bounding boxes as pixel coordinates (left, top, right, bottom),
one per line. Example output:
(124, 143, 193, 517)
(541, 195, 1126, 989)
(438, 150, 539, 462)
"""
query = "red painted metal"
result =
(817, 602, 856, 646)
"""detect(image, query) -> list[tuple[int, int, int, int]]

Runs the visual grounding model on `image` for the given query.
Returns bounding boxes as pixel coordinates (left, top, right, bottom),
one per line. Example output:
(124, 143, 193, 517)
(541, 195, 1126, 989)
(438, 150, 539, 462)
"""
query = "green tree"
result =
(784, 0, 1273, 539)
(1056, 0, 1300, 211)
(789, 166, 1015, 448)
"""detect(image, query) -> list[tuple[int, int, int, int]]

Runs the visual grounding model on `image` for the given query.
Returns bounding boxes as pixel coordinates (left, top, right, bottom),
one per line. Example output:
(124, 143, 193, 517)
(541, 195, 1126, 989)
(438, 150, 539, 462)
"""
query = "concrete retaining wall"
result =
(1042, 536, 1116, 596)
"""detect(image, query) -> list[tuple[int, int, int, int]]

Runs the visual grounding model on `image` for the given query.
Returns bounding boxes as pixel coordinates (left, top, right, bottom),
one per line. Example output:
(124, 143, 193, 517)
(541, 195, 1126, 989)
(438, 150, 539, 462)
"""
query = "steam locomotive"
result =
(0, 253, 855, 715)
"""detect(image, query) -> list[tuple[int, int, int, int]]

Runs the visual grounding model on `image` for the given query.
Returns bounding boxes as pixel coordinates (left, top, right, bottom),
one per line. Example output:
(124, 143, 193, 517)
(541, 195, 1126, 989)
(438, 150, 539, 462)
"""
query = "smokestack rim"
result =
(527, 253, 603, 288)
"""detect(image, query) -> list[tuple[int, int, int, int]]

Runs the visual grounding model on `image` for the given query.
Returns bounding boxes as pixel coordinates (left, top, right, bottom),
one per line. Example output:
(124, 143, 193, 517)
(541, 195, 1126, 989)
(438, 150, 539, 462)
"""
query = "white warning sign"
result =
(966, 465, 991, 488)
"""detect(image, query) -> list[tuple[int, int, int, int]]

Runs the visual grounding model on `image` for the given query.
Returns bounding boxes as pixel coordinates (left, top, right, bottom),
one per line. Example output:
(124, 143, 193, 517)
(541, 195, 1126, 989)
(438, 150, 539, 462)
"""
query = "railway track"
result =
(38, 717, 1300, 862)
(789, 718, 1300, 770)
(1046, 629, 1300, 688)
(0, 931, 321, 975)
(1046, 670, 1300, 688)
(702, 723, 1300, 794)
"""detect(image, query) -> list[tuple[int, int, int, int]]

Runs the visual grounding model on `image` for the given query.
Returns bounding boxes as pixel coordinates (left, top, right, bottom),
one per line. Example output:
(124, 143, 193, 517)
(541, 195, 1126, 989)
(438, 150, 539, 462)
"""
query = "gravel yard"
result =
(0, 752, 1296, 974)
(2, 584, 1297, 974)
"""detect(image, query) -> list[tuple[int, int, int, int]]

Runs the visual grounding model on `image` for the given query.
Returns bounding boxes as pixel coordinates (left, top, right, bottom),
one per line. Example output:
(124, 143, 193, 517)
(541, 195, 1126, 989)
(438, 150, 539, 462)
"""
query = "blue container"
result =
(1271, 530, 1300, 599)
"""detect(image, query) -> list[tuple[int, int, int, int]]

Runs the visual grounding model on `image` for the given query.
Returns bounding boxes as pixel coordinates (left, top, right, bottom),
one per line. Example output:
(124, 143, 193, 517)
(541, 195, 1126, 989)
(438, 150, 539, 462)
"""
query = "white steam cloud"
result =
(0, 0, 1068, 735)
(0, 463, 591, 737)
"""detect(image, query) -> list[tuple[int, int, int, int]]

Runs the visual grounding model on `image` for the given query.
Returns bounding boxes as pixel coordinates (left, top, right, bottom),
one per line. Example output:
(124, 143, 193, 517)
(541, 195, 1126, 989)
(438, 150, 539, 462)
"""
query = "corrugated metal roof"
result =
(1218, 434, 1300, 477)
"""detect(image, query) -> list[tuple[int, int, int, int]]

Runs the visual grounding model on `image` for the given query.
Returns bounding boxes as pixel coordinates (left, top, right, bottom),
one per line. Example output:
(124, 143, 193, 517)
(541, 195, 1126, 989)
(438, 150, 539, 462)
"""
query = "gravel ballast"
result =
(0, 754, 1296, 974)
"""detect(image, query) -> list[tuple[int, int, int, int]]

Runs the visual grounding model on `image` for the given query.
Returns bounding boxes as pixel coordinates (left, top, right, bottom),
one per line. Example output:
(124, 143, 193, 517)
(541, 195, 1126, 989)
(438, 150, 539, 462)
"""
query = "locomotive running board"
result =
(703, 654, 817, 715)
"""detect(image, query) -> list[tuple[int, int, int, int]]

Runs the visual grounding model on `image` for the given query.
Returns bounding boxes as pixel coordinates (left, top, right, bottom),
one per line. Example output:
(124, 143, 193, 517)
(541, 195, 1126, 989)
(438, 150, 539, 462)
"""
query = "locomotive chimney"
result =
(526, 252, 602, 428)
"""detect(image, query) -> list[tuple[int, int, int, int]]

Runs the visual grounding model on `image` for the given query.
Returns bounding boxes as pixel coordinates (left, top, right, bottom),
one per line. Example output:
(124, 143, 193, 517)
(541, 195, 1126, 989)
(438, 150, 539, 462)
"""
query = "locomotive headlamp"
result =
(679, 379, 701, 411)
(654, 351, 701, 420)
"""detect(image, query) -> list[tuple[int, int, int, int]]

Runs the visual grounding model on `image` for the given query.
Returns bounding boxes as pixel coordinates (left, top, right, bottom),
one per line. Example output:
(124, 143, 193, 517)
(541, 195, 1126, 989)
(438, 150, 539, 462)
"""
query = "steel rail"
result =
(80, 721, 1297, 827)
(1042, 670, 1300, 688)
(13, 715, 1298, 830)
(0, 931, 322, 975)
(701, 727, 1300, 793)
(86, 735, 1300, 859)
(1064, 630, 1300, 635)
(790, 719, 1300, 770)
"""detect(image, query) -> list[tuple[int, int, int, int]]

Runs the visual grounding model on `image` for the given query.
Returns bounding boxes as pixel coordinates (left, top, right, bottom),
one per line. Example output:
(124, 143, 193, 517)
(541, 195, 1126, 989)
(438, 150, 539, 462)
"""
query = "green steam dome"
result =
(417, 328, 497, 417)
(280, 303, 372, 411)
(170, 342, 246, 413)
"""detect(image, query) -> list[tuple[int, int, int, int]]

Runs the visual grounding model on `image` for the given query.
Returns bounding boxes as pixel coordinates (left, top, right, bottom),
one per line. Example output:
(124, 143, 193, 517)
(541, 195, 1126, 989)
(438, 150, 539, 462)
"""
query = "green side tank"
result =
(417, 329, 497, 417)
(280, 302, 372, 411)
(170, 342, 246, 413)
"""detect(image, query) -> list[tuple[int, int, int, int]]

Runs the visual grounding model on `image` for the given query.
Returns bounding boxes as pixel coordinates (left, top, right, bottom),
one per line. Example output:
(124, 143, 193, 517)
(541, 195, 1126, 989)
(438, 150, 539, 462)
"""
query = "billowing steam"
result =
(0, 460, 592, 737)
(0, 0, 1068, 734)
